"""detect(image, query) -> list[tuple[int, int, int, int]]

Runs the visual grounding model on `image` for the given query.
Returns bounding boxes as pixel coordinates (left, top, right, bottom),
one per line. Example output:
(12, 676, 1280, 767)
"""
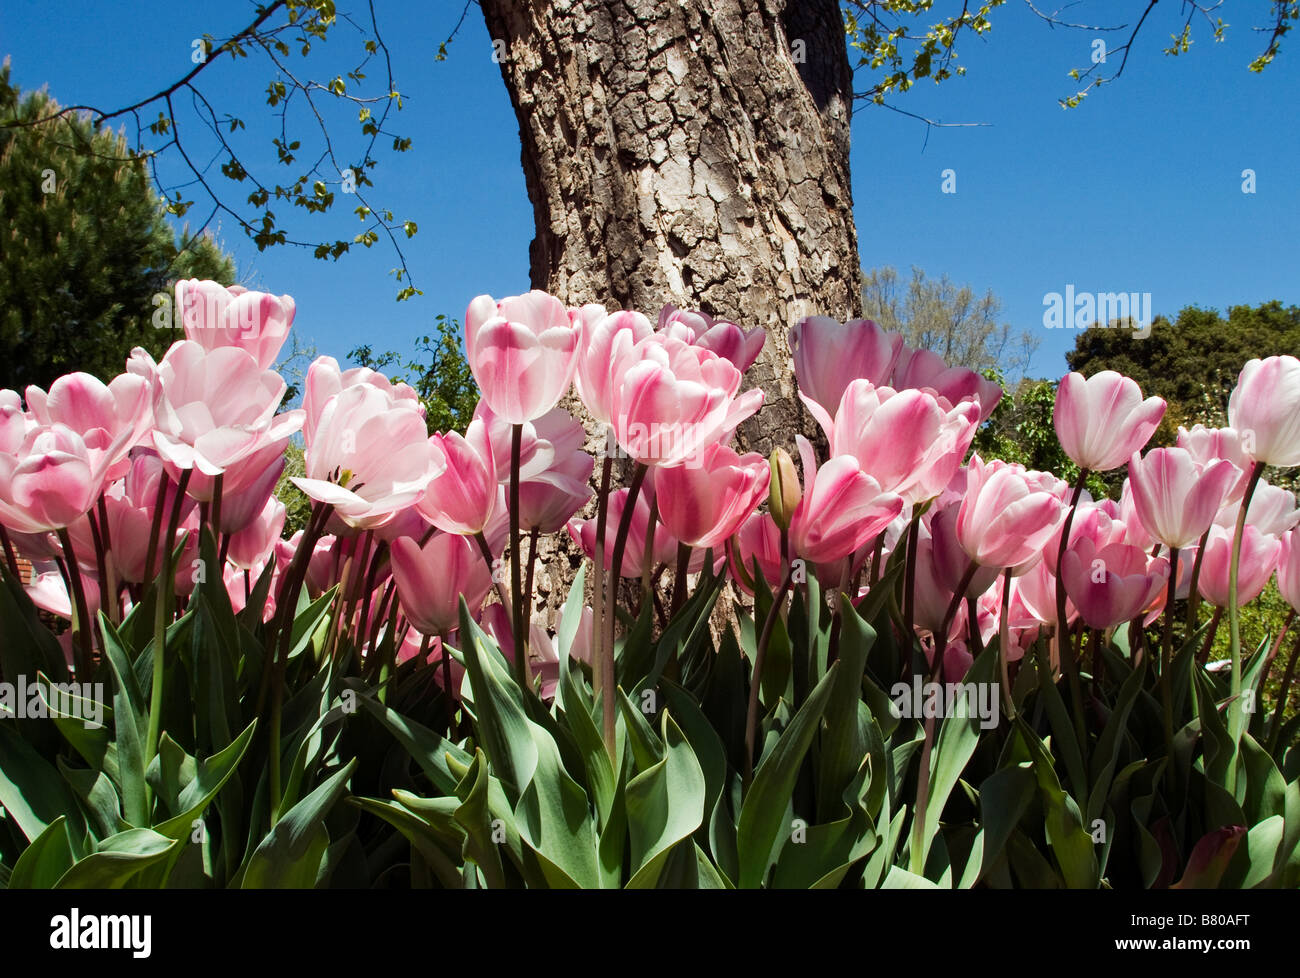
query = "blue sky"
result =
(4, 1, 1297, 379)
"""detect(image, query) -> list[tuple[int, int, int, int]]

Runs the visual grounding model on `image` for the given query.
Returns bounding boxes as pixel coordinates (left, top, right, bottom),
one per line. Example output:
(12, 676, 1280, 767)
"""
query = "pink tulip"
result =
(293, 381, 441, 531)
(25, 561, 100, 622)
(213, 442, 287, 535)
(302, 356, 424, 434)
(148, 341, 301, 492)
(811, 379, 980, 505)
(1227, 355, 1300, 467)
(1054, 370, 1166, 472)
(1127, 447, 1239, 550)
(911, 524, 964, 638)
(956, 455, 1064, 569)
(788, 436, 903, 565)
(788, 315, 902, 419)
(1278, 530, 1300, 612)
(927, 504, 1000, 599)
(465, 290, 581, 424)
(24, 371, 152, 482)
(224, 561, 277, 623)
(609, 336, 762, 468)
(391, 531, 493, 636)
(175, 278, 295, 370)
(891, 345, 1003, 423)
(1177, 425, 1254, 504)
(473, 402, 593, 520)
(517, 433, 594, 533)
(1061, 537, 1170, 630)
(227, 496, 286, 570)
(0, 390, 35, 454)
(575, 310, 653, 426)
(658, 304, 765, 373)
(1195, 525, 1280, 608)
(1118, 478, 1154, 552)
(728, 511, 784, 595)
(1015, 557, 1072, 626)
(62, 452, 197, 583)
(655, 442, 769, 550)
(1214, 479, 1300, 538)
(417, 417, 497, 536)
(1044, 498, 1128, 576)
(0, 424, 107, 533)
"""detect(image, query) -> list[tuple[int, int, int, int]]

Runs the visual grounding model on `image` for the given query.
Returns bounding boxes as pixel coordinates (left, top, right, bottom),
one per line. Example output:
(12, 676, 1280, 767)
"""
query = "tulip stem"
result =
(604, 462, 648, 757)
(1054, 468, 1090, 761)
(1267, 629, 1300, 754)
(209, 473, 224, 556)
(142, 468, 170, 595)
(669, 542, 690, 619)
(472, 531, 512, 616)
(999, 569, 1015, 719)
(1259, 609, 1297, 697)
(144, 465, 190, 818)
(525, 527, 540, 620)
(868, 532, 885, 590)
(744, 560, 797, 790)
(591, 446, 612, 733)
(901, 509, 923, 666)
(1160, 545, 1179, 756)
(1226, 461, 1263, 783)
(1185, 527, 1210, 634)
(0, 525, 18, 581)
(358, 539, 387, 658)
(56, 528, 93, 678)
(96, 495, 120, 625)
(965, 596, 983, 657)
(509, 423, 528, 691)
(86, 507, 112, 637)
(438, 631, 456, 738)
(1198, 607, 1224, 665)
(265, 500, 331, 821)
(911, 558, 980, 874)
(639, 497, 657, 617)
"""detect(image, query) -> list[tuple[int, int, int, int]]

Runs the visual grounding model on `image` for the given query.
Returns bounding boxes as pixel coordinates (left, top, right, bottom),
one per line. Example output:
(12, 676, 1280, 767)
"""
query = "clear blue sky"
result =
(4, 1, 1297, 379)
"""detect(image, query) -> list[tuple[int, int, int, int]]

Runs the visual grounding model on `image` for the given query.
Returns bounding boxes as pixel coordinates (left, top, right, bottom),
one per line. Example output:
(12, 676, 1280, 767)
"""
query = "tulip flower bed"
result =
(0, 279, 1297, 889)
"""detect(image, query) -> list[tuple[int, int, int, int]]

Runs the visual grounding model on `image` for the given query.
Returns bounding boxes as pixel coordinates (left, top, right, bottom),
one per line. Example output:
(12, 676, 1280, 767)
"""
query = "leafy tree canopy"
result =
(0, 62, 235, 390)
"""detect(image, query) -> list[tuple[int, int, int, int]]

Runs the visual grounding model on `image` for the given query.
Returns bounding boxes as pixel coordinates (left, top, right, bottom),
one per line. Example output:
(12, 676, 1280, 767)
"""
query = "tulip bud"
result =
(768, 447, 801, 530)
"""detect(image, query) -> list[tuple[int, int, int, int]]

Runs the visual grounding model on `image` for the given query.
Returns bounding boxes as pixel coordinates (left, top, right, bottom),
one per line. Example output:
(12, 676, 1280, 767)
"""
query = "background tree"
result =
(861, 265, 1039, 379)
(0, 63, 235, 390)
(1065, 301, 1300, 441)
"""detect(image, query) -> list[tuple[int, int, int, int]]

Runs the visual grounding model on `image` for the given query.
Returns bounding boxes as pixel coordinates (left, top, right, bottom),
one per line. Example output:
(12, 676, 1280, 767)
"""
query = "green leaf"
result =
(99, 613, 149, 827)
(817, 602, 875, 821)
(975, 761, 1036, 884)
(915, 644, 997, 870)
(736, 663, 839, 888)
(153, 721, 257, 840)
(0, 724, 86, 843)
(1017, 719, 1099, 889)
(625, 712, 706, 888)
(55, 828, 179, 888)
(460, 604, 600, 888)
(241, 759, 355, 888)
(8, 816, 75, 888)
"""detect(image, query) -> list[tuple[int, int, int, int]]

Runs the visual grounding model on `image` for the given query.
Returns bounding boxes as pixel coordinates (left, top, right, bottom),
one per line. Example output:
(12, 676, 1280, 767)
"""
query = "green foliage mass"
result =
(0, 64, 236, 390)
(1065, 302, 1300, 448)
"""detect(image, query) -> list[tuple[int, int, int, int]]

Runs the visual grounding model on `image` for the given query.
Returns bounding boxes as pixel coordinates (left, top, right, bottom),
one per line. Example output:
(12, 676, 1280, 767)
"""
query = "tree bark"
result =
(478, 0, 861, 626)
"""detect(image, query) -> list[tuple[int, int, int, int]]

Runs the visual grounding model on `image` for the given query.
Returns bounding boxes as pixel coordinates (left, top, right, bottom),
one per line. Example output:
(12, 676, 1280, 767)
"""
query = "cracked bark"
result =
(478, 0, 860, 629)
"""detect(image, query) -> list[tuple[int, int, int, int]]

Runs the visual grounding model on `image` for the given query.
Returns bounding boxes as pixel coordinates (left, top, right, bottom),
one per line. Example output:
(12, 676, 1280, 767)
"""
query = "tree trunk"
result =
(478, 0, 861, 625)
